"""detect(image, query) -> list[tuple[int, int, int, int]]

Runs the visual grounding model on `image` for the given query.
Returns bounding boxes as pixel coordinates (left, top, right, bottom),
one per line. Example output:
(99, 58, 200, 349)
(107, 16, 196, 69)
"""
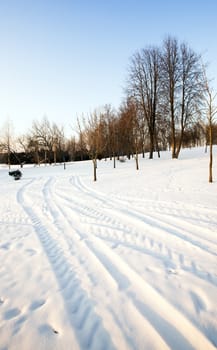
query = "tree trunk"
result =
(135, 152, 139, 170)
(8, 148, 11, 170)
(54, 149, 57, 164)
(149, 130, 154, 159)
(209, 123, 213, 183)
(113, 154, 116, 168)
(154, 131, 160, 158)
(93, 158, 97, 181)
(171, 118, 177, 159)
(175, 129, 184, 159)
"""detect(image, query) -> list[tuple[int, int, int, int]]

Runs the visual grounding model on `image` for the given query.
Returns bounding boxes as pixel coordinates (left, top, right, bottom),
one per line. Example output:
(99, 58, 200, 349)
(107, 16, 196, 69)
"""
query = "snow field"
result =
(0, 147, 217, 349)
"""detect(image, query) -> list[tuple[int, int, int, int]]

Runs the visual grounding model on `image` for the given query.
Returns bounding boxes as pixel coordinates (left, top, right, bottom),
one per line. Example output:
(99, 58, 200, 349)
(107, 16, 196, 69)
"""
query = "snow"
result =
(0, 146, 217, 350)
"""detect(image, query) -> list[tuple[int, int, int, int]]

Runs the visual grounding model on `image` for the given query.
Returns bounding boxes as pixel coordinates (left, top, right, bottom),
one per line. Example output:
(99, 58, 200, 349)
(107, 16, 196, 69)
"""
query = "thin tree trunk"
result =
(8, 147, 11, 170)
(93, 158, 97, 181)
(149, 130, 154, 159)
(135, 152, 139, 170)
(171, 118, 177, 159)
(209, 123, 213, 183)
(113, 154, 116, 168)
(154, 130, 160, 158)
(175, 129, 184, 159)
(54, 150, 57, 164)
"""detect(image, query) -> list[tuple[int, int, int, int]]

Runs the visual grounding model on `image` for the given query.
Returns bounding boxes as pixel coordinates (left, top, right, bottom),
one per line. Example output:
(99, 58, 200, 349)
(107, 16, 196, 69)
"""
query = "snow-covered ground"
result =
(0, 147, 217, 350)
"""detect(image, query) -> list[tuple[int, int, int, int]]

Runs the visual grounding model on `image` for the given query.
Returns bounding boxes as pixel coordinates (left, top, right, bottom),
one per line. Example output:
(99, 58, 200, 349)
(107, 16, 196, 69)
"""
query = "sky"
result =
(0, 0, 217, 138)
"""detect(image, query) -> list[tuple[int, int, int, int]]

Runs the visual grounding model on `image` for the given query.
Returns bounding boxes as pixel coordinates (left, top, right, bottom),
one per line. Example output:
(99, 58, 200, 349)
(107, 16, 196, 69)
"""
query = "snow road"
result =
(0, 148, 217, 349)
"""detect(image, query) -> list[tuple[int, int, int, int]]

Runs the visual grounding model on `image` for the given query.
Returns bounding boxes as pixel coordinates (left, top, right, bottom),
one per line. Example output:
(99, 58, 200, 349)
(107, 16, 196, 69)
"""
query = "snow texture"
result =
(0, 147, 217, 350)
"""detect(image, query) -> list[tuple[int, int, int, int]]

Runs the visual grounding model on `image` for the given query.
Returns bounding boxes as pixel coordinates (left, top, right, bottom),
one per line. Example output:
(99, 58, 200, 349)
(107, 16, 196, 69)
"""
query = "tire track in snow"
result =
(73, 176, 217, 258)
(56, 176, 217, 289)
(111, 197, 217, 250)
(16, 177, 116, 350)
(42, 177, 171, 350)
(49, 176, 216, 350)
(75, 178, 217, 256)
(107, 193, 217, 220)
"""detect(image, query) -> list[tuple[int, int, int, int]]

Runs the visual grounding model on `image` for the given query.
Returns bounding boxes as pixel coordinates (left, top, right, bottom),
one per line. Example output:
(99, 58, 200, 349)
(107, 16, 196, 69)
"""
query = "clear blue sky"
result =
(1, 0, 217, 137)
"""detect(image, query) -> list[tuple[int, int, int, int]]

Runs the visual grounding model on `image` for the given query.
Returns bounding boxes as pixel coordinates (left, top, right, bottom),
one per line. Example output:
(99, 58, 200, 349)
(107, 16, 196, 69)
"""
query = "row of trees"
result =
(0, 36, 217, 181)
(1, 102, 215, 178)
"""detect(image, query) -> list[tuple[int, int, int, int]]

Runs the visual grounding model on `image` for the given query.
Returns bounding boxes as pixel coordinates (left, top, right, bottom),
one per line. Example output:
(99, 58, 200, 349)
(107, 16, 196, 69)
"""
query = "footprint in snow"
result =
(0, 242, 11, 250)
(13, 315, 27, 335)
(190, 291, 207, 314)
(25, 248, 37, 256)
(38, 323, 59, 335)
(168, 268, 179, 275)
(4, 307, 21, 320)
(111, 242, 119, 249)
(29, 299, 46, 311)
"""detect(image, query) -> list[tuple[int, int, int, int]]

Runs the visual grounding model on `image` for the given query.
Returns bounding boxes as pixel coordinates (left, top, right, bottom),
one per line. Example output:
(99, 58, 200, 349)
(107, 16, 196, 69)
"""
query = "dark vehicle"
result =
(9, 169, 22, 180)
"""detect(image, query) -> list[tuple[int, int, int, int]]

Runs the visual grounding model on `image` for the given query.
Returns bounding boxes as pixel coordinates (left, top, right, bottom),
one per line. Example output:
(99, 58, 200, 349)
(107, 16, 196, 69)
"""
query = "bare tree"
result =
(28, 136, 40, 165)
(76, 117, 87, 161)
(52, 123, 65, 164)
(17, 134, 30, 155)
(65, 136, 77, 161)
(0, 120, 15, 169)
(83, 111, 105, 181)
(30, 117, 65, 164)
(30, 117, 51, 164)
(118, 102, 134, 160)
(108, 113, 119, 168)
(119, 97, 140, 169)
(161, 36, 204, 158)
(17, 133, 32, 166)
(202, 71, 217, 182)
(102, 104, 117, 163)
(128, 46, 161, 159)
(161, 37, 180, 158)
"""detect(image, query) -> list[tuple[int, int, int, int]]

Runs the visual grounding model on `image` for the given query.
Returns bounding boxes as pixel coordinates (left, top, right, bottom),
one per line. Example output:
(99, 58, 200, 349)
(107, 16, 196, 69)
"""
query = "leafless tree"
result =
(76, 117, 87, 161)
(128, 46, 161, 159)
(102, 104, 117, 163)
(161, 36, 204, 158)
(29, 116, 65, 164)
(65, 136, 77, 161)
(30, 117, 51, 164)
(118, 103, 134, 160)
(83, 110, 105, 181)
(0, 120, 15, 169)
(119, 97, 140, 169)
(108, 114, 119, 168)
(202, 71, 217, 182)
(17, 134, 29, 154)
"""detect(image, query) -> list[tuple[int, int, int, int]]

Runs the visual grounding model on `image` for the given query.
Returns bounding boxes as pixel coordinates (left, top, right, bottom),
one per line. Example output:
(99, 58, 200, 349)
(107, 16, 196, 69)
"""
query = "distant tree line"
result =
(0, 36, 216, 180)
(0, 104, 216, 165)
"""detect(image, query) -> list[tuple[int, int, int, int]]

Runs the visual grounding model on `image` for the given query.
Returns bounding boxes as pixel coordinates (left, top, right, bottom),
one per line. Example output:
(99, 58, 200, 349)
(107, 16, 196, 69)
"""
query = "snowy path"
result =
(0, 149, 217, 349)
